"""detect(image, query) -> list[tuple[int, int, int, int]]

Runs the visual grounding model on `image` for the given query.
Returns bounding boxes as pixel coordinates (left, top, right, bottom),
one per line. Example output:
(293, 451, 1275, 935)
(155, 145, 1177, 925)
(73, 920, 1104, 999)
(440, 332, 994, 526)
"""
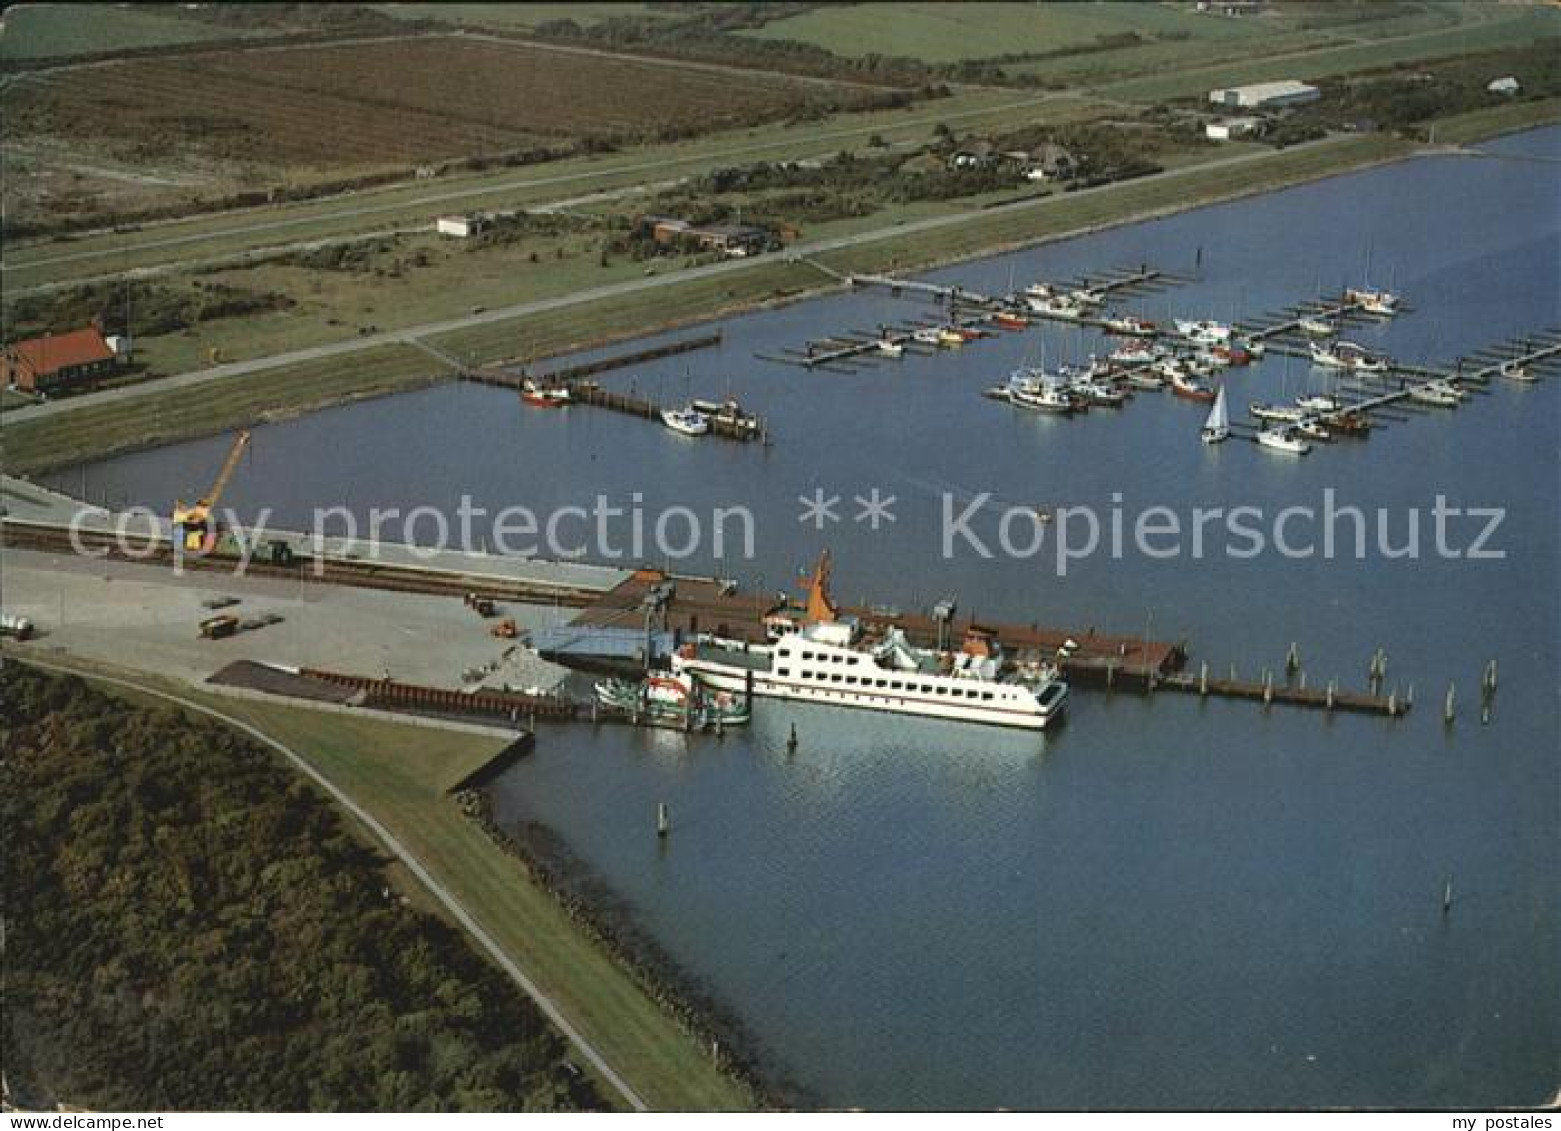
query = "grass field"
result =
(1426, 95, 1561, 145)
(741, 1, 1265, 64)
(8, 36, 871, 172)
(1, 88, 1082, 286)
(1, 344, 451, 473)
(8, 652, 753, 1111)
(0, 4, 267, 60)
(1100, 6, 1561, 103)
(371, 3, 670, 30)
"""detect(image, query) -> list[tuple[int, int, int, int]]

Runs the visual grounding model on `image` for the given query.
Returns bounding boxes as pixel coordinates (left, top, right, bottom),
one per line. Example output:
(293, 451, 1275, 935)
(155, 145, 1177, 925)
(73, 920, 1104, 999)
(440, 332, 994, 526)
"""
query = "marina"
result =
(12, 124, 1558, 1112)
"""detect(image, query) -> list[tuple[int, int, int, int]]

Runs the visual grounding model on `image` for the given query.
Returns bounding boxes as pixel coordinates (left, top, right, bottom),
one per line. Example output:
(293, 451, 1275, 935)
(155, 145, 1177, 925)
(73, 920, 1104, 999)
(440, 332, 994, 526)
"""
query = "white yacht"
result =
(1256, 427, 1311, 455)
(661, 405, 711, 435)
(672, 554, 1069, 731)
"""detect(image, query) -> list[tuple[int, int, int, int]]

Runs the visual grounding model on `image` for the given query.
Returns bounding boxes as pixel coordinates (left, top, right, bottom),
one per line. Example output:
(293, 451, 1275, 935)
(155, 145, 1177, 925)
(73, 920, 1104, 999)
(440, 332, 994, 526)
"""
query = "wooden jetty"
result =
(465, 332, 767, 442)
(471, 332, 722, 387)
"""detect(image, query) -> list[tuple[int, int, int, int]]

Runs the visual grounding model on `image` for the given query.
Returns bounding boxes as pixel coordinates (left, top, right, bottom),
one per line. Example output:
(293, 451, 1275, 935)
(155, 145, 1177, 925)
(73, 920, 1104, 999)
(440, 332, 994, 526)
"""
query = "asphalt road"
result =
(4, 134, 1363, 427)
(13, 655, 651, 1112)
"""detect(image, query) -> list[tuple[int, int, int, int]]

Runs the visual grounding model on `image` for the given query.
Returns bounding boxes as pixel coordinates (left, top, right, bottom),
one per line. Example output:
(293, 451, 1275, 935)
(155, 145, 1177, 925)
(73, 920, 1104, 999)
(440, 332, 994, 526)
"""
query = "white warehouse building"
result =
(1208, 80, 1320, 110)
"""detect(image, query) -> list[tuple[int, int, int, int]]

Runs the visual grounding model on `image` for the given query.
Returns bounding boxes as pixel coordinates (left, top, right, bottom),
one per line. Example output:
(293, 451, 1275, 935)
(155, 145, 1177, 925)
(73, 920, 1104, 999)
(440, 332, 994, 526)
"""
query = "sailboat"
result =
(1201, 384, 1230, 444)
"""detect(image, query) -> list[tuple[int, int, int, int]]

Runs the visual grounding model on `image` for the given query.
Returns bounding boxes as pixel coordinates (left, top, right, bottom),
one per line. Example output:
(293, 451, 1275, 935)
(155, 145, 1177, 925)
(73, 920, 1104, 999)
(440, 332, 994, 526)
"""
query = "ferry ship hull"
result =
(675, 657, 1066, 731)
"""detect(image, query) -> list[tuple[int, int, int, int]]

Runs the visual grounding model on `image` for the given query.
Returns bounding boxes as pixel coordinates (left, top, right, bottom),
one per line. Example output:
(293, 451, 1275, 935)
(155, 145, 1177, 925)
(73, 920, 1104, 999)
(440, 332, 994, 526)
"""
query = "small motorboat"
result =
(1407, 383, 1459, 407)
(878, 339, 905, 357)
(1310, 340, 1389, 374)
(1295, 393, 1341, 412)
(937, 327, 967, 347)
(1200, 385, 1230, 444)
(1070, 287, 1106, 308)
(661, 405, 711, 435)
(1175, 318, 1232, 345)
(912, 327, 943, 346)
(1250, 402, 1305, 424)
(1102, 314, 1157, 337)
(1295, 418, 1332, 442)
(1347, 286, 1400, 316)
(1256, 427, 1311, 455)
(1298, 316, 1334, 337)
(520, 378, 571, 407)
(1125, 369, 1165, 390)
(1499, 361, 1537, 383)
(1110, 343, 1157, 366)
(992, 311, 1030, 330)
(1170, 371, 1216, 403)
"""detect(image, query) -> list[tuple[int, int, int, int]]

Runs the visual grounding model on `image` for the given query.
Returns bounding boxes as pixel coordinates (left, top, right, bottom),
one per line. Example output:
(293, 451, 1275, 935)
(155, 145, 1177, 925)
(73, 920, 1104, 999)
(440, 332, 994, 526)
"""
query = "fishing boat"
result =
(992, 311, 1030, 330)
(520, 378, 571, 407)
(877, 339, 905, 357)
(661, 405, 711, 435)
(1250, 401, 1305, 424)
(1298, 315, 1335, 337)
(1200, 385, 1230, 444)
(1102, 314, 1157, 337)
(692, 398, 762, 437)
(1170, 371, 1216, 403)
(595, 672, 751, 729)
(1174, 318, 1232, 345)
(1070, 377, 1129, 407)
(1109, 342, 1157, 366)
(1329, 411, 1372, 436)
(1499, 361, 1536, 382)
(672, 552, 1069, 731)
(1007, 368, 1075, 414)
(1256, 427, 1311, 455)
(1295, 393, 1342, 412)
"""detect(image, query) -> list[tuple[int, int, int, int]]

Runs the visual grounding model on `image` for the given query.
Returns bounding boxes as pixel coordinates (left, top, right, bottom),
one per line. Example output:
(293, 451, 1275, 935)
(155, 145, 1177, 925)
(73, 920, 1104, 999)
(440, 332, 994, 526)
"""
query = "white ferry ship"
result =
(670, 553, 1068, 731)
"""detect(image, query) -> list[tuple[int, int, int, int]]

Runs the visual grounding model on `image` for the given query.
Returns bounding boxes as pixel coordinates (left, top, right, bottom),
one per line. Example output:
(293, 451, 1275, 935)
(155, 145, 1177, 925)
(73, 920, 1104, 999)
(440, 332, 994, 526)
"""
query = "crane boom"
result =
(202, 430, 251, 509)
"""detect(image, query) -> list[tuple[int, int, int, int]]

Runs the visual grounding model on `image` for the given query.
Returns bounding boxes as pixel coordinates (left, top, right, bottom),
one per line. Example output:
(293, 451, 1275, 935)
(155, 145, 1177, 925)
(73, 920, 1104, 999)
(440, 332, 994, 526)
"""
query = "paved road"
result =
(4, 93, 1066, 276)
(13, 654, 651, 1112)
(4, 134, 1370, 427)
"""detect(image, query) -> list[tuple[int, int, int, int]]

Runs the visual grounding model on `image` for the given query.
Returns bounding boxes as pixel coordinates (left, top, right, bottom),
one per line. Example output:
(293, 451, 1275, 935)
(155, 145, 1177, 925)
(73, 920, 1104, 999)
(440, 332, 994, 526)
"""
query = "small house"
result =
(1023, 143, 1078, 181)
(1, 326, 118, 394)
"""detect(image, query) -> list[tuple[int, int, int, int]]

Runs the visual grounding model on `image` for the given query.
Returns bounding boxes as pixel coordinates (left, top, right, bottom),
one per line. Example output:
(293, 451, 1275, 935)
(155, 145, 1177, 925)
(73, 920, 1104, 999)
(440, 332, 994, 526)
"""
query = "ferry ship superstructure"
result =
(671, 553, 1068, 730)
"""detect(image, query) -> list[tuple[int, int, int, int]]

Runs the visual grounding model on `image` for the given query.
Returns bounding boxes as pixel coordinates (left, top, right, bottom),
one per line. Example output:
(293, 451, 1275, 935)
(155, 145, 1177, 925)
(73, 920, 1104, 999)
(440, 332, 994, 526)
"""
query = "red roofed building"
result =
(2, 326, 118, 393)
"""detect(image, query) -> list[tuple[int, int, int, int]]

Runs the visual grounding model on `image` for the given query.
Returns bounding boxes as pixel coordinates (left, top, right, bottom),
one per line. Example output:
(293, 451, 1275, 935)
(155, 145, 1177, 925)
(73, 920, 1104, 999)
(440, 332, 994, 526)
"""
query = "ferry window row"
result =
(776, 668, 999, 701)
(791, 650, 860, 666)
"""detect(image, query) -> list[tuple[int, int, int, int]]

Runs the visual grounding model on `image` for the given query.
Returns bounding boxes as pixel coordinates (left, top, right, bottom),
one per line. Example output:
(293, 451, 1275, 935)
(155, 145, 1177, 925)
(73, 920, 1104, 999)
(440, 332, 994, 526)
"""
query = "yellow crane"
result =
(172, 430, 250, 553)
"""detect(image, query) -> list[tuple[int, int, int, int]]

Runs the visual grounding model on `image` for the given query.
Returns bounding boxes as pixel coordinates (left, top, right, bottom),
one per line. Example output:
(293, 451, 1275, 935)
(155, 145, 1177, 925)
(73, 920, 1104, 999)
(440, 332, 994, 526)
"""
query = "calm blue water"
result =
(59, 128, 1560, 1109)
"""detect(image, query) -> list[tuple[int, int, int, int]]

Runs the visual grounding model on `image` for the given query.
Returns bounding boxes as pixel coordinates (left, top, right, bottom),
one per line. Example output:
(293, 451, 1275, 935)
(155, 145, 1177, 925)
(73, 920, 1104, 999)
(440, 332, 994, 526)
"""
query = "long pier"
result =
(763, 263, 1186, 372)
